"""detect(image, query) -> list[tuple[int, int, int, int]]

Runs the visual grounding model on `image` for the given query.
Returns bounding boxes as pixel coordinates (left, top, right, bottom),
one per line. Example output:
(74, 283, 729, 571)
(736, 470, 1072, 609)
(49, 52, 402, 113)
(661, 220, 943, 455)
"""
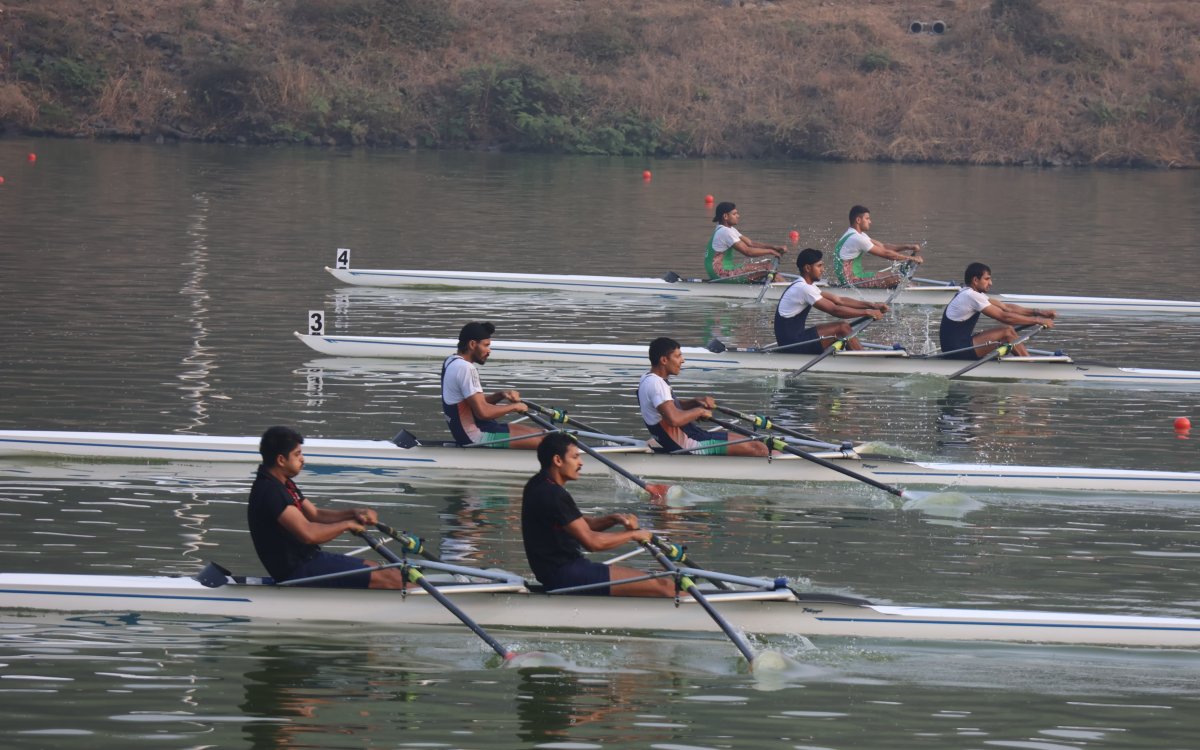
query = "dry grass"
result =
(1, 0, 1196, 165)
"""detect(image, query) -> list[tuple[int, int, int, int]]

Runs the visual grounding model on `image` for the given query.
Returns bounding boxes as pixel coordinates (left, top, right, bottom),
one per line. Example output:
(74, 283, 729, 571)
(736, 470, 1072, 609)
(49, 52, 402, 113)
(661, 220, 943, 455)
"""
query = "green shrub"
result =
(859, 50, 899, 73)
(187, 60, 261, 120)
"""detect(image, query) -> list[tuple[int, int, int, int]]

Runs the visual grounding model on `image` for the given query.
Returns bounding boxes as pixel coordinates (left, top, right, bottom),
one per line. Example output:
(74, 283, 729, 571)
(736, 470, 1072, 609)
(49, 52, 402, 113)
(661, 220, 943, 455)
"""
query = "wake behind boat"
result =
(293, 332, 1200, 388)
(2, 564, 1198, 649)
(324, 266, 1200, 315)
(2, 429, 1198, 493)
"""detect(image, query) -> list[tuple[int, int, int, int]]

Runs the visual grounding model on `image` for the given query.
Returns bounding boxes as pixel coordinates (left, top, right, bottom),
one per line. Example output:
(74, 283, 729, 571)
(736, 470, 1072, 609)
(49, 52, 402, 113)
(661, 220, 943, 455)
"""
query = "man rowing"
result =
(833, 204, 924, 288)
(706, 201, 788, 282)
(775, 248, 889, 353)
(522, 432, 674, 596)
(442, 321, 543, 449)
(639, 337, 769, 457)
(939, 262, 1056, 359)
(248, 426, 403, 588)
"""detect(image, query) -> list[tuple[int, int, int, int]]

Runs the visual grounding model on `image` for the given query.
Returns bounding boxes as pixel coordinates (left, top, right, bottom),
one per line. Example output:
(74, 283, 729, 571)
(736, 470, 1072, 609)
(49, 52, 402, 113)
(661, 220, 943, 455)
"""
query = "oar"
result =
(713, 405, 826, 446)
(752, 257, 782, 304)
(642, 536, 758, 666)
(374, 522, 441, 563)
(705, 415, 910, 500)
(522, 409, 677, 501)
(786, 314, 876, 376)
(353, 530, 516, 662)
(788, 261, 913, 377)
(522, 399, 613, 440)
(948, 324, 1044, 380)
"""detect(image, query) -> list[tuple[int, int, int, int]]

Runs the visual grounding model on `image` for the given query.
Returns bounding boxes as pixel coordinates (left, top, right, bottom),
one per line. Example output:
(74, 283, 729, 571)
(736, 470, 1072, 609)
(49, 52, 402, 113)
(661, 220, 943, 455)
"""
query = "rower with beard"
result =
(775, 248, 888, 354)
(939, 262, 1056, 360)
(441, 321, 544, 449)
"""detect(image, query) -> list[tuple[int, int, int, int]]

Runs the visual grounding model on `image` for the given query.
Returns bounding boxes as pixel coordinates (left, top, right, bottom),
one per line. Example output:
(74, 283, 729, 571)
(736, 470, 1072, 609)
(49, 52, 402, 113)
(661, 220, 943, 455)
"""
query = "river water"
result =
(0, 140, 1198, 748)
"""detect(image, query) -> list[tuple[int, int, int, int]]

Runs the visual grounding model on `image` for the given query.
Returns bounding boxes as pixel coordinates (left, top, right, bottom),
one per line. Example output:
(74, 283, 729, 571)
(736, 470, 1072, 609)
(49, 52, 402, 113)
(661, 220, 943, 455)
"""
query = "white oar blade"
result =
(502, 650, 571, 670)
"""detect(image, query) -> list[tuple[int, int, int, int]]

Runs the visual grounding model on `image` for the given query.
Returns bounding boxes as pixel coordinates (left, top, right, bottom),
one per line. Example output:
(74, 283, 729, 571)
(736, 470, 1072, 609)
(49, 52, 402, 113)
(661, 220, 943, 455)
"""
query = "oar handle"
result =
(713, 405, 819, 444)
(707, 416, 905, 499)
(354, 531, 514, 661)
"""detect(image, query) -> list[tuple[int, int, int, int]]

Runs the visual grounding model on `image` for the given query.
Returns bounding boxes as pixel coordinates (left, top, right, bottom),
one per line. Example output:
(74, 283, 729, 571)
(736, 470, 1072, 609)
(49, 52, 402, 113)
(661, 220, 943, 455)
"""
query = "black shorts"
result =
(539, 558, 611, 595)
(285, 551, 373, 589)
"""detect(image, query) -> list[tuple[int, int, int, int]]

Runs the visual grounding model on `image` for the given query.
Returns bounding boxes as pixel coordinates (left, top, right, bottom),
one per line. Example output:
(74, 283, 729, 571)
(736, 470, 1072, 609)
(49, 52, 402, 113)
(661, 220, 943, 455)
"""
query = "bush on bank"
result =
(0, 0, 1196, 166)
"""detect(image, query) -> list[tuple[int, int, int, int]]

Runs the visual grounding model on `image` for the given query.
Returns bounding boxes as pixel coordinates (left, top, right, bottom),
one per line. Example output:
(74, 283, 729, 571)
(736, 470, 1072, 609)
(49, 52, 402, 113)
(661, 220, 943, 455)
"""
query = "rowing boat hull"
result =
(2, 430, 1198, 493)
(325, 268, 1200, 314)
(2, 572, 1197, 648)
(293, 333, 1200, 387)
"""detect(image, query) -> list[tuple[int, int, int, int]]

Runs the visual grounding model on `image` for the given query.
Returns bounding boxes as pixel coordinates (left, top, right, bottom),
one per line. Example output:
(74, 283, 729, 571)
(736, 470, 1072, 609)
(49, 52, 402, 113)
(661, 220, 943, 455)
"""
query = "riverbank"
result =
(1, 0, 1196, 166)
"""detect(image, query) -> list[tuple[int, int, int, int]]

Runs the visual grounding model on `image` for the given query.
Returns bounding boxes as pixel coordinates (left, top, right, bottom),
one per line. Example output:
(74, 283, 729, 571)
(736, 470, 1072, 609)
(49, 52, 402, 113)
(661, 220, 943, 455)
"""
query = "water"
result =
(0, 140, 1198, 748)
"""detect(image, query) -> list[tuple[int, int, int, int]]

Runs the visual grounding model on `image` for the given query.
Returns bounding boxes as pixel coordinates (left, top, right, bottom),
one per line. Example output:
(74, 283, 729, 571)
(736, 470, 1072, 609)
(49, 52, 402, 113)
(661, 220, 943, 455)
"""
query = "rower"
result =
(775, 248, 888, 353)
(521, 432, 675, 596)
(833, 204, 924, 288)
(247, 426, 404, 589)
(706, 201, 787, 282)
(638, 337, 769, 457)
(939, 262, 1056, 360)
(442, 321, 543, 449)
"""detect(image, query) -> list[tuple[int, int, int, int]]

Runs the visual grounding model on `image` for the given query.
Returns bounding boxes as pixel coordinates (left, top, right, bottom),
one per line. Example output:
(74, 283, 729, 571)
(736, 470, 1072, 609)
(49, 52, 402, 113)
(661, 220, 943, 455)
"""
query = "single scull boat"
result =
(1, 430, 1197, 493)
(325, 267, 1200, 314)
(2, 566, 1197, 648)
(293, 332, 1200, 388)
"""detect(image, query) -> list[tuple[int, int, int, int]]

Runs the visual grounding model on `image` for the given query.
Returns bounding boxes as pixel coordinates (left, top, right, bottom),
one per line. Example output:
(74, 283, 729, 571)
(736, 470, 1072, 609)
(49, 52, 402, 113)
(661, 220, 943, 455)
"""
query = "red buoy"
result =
(1175, 416, 1192, 431)
(704, 194, 714, 204)
(642, 170, 652, 180)
(788, 230, 800, 243)
(27, 153, 37, 163)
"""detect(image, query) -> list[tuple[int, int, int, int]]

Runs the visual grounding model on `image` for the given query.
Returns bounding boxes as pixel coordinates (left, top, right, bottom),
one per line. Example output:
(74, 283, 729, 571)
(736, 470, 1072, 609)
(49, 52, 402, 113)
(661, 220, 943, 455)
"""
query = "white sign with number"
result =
(307, 310, 325, 335)
(335, 248, 351, 269)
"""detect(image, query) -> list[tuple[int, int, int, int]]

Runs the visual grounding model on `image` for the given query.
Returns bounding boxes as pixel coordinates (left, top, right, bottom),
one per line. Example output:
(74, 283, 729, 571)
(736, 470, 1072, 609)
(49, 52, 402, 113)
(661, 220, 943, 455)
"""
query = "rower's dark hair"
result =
(457, 321, 496, 353)
(849, 205, 870, 225)
(964, 262, 991, 285)
(260, 425, 303, 465)
(712, 201, 736, 223)
(648, 336, 680, 366)
(537, 431, 575, 470)
(796, 247, 822, 272)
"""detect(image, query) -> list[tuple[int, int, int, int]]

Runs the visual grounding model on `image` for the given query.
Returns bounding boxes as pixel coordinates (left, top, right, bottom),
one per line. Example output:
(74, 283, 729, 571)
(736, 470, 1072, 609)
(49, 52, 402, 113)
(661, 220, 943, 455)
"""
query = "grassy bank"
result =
(2, 0, 1197, 166)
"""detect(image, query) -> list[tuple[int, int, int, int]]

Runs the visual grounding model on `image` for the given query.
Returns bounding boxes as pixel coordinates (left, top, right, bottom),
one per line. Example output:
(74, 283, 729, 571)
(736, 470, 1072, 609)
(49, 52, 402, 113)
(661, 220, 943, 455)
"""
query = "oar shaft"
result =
(713, 405, 819, 443)
(948, 324, 1044, 380)
(643, 541, 755, 663)
(707, 416, 905, 499)
(355, 532, 514, 661)
(523, 400, 610, 439)
(524, 411, 654, 493)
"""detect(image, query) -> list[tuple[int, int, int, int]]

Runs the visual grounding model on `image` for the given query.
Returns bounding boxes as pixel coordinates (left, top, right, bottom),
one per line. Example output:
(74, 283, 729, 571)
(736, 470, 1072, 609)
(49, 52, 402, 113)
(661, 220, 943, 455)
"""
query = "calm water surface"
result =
(0, 140, 1198, 748)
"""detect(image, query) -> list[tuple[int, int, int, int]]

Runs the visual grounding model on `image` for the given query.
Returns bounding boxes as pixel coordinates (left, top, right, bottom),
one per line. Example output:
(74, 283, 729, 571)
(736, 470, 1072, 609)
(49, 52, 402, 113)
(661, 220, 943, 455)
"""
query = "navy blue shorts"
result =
(539, 558, 611, 595)
(782, 327, 823, 355)
(285, 551, 373, 589)
(940, 335, 980, 361)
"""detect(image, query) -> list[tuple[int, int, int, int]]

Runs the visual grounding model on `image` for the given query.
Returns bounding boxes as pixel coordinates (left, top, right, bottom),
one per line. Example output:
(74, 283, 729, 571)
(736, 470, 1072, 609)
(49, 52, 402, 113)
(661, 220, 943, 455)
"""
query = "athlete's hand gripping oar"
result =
(522, 409, 678, 502)
(642, 536, 759, 667)
(705, 416, 910, 500)
(353, 530, 521, 664)
(948, 324, 1044, 380)
(373, 522, 442, 563)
